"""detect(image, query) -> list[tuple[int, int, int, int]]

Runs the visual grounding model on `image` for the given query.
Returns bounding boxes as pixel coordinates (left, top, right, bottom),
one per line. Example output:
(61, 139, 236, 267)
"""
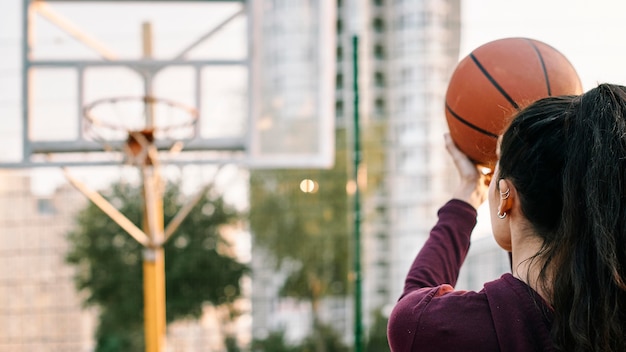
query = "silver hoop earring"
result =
(500, 189, 510, 200)
(497, 211, 507, 219)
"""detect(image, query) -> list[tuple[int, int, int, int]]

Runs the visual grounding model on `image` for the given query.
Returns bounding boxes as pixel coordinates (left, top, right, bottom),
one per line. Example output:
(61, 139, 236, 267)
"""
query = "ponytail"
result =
(499, 84, 626, 351)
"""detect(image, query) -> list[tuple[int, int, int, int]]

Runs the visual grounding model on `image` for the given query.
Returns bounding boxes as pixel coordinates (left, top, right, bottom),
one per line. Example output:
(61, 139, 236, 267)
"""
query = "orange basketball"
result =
(445, 37, 583, 169)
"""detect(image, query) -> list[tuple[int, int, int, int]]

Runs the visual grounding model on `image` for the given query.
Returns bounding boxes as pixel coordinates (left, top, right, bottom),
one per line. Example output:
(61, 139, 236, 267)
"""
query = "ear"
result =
(498, 178, 514, 216)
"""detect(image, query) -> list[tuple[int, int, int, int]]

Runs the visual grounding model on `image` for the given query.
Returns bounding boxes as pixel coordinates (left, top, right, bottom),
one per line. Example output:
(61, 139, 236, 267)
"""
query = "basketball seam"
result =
(445, 103, 499, 139)
(470, 53, 520, 110)
(525, 39, 551, 96)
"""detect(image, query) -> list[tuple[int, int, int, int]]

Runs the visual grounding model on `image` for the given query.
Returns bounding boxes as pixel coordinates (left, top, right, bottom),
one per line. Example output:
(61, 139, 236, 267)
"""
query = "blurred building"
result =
(345, 0, 513, 337)
(457, 232, 511, 292)
(0, 170, 96, 352)
(339, 0, 463, 319)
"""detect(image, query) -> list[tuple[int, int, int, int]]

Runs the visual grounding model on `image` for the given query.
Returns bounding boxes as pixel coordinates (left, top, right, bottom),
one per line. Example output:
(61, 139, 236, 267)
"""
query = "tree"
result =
(250, 330, 298, 352)
(66, 180, 248, 351)
(249, 123, 387, 351)
(251, 325, 348, 352)
(365, 308, 390, 352)
(299, 323, 350, 352)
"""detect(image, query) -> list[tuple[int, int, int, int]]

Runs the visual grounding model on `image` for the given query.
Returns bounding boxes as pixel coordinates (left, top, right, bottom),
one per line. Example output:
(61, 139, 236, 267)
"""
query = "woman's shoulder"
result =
(388, 274, 552, 351)
(483, 274, 555, 352)
(388, 283, 498, 351)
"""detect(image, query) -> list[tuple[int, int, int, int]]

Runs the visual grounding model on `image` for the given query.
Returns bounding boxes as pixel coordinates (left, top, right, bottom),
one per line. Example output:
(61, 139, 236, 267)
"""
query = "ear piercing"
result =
(498, 188, 510, 219)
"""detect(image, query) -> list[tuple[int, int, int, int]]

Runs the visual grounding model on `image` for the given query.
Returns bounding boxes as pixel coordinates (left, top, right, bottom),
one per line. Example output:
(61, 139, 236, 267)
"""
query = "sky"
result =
(460, 0, 626, 91)
(3, 0, 626, 197)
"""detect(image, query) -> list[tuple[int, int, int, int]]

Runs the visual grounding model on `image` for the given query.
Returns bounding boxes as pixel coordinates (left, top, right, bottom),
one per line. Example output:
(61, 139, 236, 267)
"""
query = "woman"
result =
(387, 83, 626, 352)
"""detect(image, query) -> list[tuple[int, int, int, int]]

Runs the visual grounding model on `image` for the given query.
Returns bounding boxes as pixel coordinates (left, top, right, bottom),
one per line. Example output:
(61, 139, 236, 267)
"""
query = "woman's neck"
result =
(510, 228, 552, 304)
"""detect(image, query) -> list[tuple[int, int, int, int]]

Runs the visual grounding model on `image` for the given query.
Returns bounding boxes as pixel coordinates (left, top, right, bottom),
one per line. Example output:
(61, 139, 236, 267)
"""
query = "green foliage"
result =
(250, 325, 349, 352)
(249, 129, 350, 302)
(249, 124, 388, 351)
(250, 330, 299, 352)
(225, 334, 242, 352)
(66, 181, 248, 351)
(249, 129, 350, 352)
(365, 308, 390, 352)
(300, 323, 350, 352)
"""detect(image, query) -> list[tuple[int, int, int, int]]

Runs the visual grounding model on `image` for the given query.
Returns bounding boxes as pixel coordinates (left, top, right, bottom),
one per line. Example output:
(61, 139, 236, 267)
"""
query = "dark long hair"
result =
(498, 83, 626, 352)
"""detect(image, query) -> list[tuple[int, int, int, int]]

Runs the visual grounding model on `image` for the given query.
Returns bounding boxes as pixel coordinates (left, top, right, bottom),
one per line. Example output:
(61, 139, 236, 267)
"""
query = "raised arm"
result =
(399, 134, 488, 298)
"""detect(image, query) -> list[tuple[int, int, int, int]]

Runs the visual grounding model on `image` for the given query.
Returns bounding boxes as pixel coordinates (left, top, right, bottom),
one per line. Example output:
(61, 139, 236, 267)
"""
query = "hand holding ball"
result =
(445, 37, 583, 169)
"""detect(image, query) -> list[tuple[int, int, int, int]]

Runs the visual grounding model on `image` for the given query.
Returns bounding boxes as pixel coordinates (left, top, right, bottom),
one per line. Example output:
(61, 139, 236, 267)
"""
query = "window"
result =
(372, 18, 384, 33)
(375, 98, 385, 115)
(374, 44, 385, 60)
(37, 198, 56, 215)
(336, 100, 344, 118)
(336, 73, 344, 90)
(374, 72, 385, 87)
(336, 45, 343, 61)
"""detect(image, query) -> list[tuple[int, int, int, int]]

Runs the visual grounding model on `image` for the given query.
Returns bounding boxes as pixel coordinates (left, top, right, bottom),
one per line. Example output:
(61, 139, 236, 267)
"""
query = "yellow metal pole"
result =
(141, 21, 166, 352)
(143, 248, 165, 352)
(142, 167, 166, 352)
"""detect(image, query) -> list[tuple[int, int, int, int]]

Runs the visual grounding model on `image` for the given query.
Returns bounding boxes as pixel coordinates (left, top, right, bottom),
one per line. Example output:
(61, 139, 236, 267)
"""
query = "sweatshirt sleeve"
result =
(399, 199, 478, 300)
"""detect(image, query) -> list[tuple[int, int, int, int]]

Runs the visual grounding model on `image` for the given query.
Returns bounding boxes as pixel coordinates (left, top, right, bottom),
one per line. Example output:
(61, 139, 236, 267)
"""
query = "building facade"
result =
(0, 171, 96, 352)
(337, 0, 463, 333)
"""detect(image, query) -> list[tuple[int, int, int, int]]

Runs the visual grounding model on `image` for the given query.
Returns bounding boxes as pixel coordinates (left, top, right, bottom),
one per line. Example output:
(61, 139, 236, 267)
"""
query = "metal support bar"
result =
(31, 1, 119, 60)
(162, 163, 223, 243)
(163, 183, 209, 243)
(174, 8, 245, 60)
(28, 59, 246, 67)
(63, 168, 152, 247)
(29, 137, 246, 154)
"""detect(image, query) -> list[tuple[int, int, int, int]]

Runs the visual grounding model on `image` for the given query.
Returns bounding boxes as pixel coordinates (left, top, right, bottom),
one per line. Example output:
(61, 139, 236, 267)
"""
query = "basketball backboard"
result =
(1, 0, 336, 169)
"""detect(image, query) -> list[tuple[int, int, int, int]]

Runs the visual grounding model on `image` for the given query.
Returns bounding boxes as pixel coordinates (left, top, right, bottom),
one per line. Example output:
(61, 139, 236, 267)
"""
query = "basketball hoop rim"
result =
(82, 95, 199, 133)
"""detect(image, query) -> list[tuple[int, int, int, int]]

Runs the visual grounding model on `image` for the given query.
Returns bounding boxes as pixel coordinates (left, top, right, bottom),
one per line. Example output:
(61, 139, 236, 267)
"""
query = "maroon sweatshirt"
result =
(387, 199, 555, 352)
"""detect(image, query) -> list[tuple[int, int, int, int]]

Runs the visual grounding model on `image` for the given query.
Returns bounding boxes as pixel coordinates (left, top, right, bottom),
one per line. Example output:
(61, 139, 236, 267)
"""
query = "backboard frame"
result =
(2, 0, 336, 169)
